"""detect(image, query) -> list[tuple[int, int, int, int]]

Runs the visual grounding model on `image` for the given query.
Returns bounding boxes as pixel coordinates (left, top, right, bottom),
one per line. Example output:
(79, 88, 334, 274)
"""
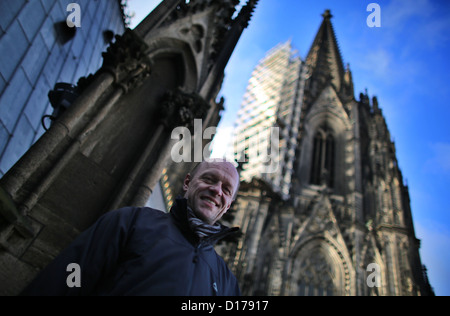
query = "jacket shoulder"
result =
(110, 206, 168, 221)
(139, 207, 169, 218)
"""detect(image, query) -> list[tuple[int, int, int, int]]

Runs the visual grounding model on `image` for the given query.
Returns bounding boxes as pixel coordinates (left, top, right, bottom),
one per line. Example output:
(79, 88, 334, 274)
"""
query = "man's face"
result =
(183, 161, 240, 225)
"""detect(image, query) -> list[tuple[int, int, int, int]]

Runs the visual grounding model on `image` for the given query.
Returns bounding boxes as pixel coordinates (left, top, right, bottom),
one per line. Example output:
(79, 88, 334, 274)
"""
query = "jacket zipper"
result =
(186, 228, 239, 295)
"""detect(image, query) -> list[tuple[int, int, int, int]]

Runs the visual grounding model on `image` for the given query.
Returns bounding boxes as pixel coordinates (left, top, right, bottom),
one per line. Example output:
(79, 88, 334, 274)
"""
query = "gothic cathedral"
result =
(219, 10, 434, 296)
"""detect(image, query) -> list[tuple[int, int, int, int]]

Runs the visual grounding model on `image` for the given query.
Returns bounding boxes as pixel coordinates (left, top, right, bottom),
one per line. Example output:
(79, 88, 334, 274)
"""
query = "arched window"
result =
(310, 126, 335, 187)
(296, 249, 336, 296)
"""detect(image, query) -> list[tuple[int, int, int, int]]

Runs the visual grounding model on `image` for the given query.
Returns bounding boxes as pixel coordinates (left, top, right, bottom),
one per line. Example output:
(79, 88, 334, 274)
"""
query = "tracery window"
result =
(296, 250, 335, 296)
(310, 126, 335, 187)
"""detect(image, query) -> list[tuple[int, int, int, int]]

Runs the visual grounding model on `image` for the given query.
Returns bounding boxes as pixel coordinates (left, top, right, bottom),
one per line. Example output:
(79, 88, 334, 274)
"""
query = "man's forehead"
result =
(197, 161, 239, 179)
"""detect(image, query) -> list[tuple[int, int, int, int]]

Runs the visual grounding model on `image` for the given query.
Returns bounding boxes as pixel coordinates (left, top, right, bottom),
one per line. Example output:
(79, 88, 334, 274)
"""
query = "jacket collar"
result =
(170, 198, 239, 246)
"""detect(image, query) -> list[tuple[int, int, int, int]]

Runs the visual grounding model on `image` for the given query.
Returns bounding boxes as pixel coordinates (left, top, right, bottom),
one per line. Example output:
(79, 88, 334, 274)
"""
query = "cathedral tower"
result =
(221, 10, 433, 296)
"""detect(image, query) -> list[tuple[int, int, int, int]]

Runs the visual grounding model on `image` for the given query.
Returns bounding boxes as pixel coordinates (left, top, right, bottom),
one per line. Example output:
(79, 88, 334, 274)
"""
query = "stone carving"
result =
(101, 29, 152, 93)
(180, 24, 205, 53)
(159, 88, 210, 130)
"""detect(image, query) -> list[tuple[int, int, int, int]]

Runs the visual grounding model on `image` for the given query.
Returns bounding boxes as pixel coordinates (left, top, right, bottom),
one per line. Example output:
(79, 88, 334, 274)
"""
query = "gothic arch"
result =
(76, 36, 203, 216)
(284, 237, 351, 296)
(80, 42, 195, 176)
(146, 37, 199, 92)
(297, 86, 353, 195)
(310, 125, 336, 187)
(298, 112, 351, 195)
(361, 235, 386, 296)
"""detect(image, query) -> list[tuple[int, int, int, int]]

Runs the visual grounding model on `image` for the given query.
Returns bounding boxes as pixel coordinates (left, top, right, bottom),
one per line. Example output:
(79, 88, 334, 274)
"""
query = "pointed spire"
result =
(306, 9, 346, 93)
(322, 9, 333, 19)
(344, 63, 354, 97)
(235, 0, 259, 29)
(205, 0, 259, 98)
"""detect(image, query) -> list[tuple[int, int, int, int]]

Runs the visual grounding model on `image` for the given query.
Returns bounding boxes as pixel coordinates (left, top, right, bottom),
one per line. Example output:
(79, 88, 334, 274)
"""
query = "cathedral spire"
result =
(214, 0, 259, 67)
(235, 0, 259, 28)
(305, 9, 346, 93)
(203, 0, 259, 98)
(322, 9, 333, 19)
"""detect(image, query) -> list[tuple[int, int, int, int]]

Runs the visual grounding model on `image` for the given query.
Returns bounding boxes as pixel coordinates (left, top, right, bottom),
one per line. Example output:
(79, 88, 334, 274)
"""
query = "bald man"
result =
(184, 160, 240, 225)
(22, 160, 241, 296)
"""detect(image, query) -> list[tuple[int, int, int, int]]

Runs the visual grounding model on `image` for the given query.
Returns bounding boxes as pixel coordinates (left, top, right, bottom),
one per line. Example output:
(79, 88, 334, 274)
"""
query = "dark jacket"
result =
(21, 199, 240, 296)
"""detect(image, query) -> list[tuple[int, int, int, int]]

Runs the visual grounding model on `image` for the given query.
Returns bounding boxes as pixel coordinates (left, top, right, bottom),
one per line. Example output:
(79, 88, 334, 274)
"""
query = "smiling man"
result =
(21, 160, 242, 296)
(184, 160, 240, 225)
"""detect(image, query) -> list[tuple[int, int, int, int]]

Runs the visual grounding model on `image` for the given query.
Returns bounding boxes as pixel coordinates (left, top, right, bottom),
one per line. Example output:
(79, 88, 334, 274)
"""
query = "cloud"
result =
(418, 14, 450, 49)
(383, 0, 450, 49)
(415, 221, 450, 295)
(424, 142, 450, 175)
(210, 125, 236, 161)
(383, 0, 433, 29)
(358, 48, 392, 78)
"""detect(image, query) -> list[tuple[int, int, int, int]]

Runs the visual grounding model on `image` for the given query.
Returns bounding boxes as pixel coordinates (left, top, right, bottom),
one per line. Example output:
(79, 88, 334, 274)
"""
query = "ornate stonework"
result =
(101, 29, 153, 93)
(220, 10, 434, 296)
(159, 88, 210, 130)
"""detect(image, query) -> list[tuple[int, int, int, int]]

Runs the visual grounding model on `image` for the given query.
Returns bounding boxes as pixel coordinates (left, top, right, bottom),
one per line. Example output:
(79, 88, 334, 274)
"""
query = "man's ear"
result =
(183, 174, 192, 193)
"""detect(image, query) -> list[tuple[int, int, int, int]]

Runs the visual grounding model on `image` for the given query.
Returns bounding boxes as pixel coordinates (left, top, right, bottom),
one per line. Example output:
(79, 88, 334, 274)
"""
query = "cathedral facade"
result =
(0, 1, 434, 296)
(219, 10, 434, 296)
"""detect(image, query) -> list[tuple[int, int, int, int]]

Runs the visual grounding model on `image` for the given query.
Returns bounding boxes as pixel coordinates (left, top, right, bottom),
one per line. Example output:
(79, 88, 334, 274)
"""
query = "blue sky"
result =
(128, 0, 450, 295)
